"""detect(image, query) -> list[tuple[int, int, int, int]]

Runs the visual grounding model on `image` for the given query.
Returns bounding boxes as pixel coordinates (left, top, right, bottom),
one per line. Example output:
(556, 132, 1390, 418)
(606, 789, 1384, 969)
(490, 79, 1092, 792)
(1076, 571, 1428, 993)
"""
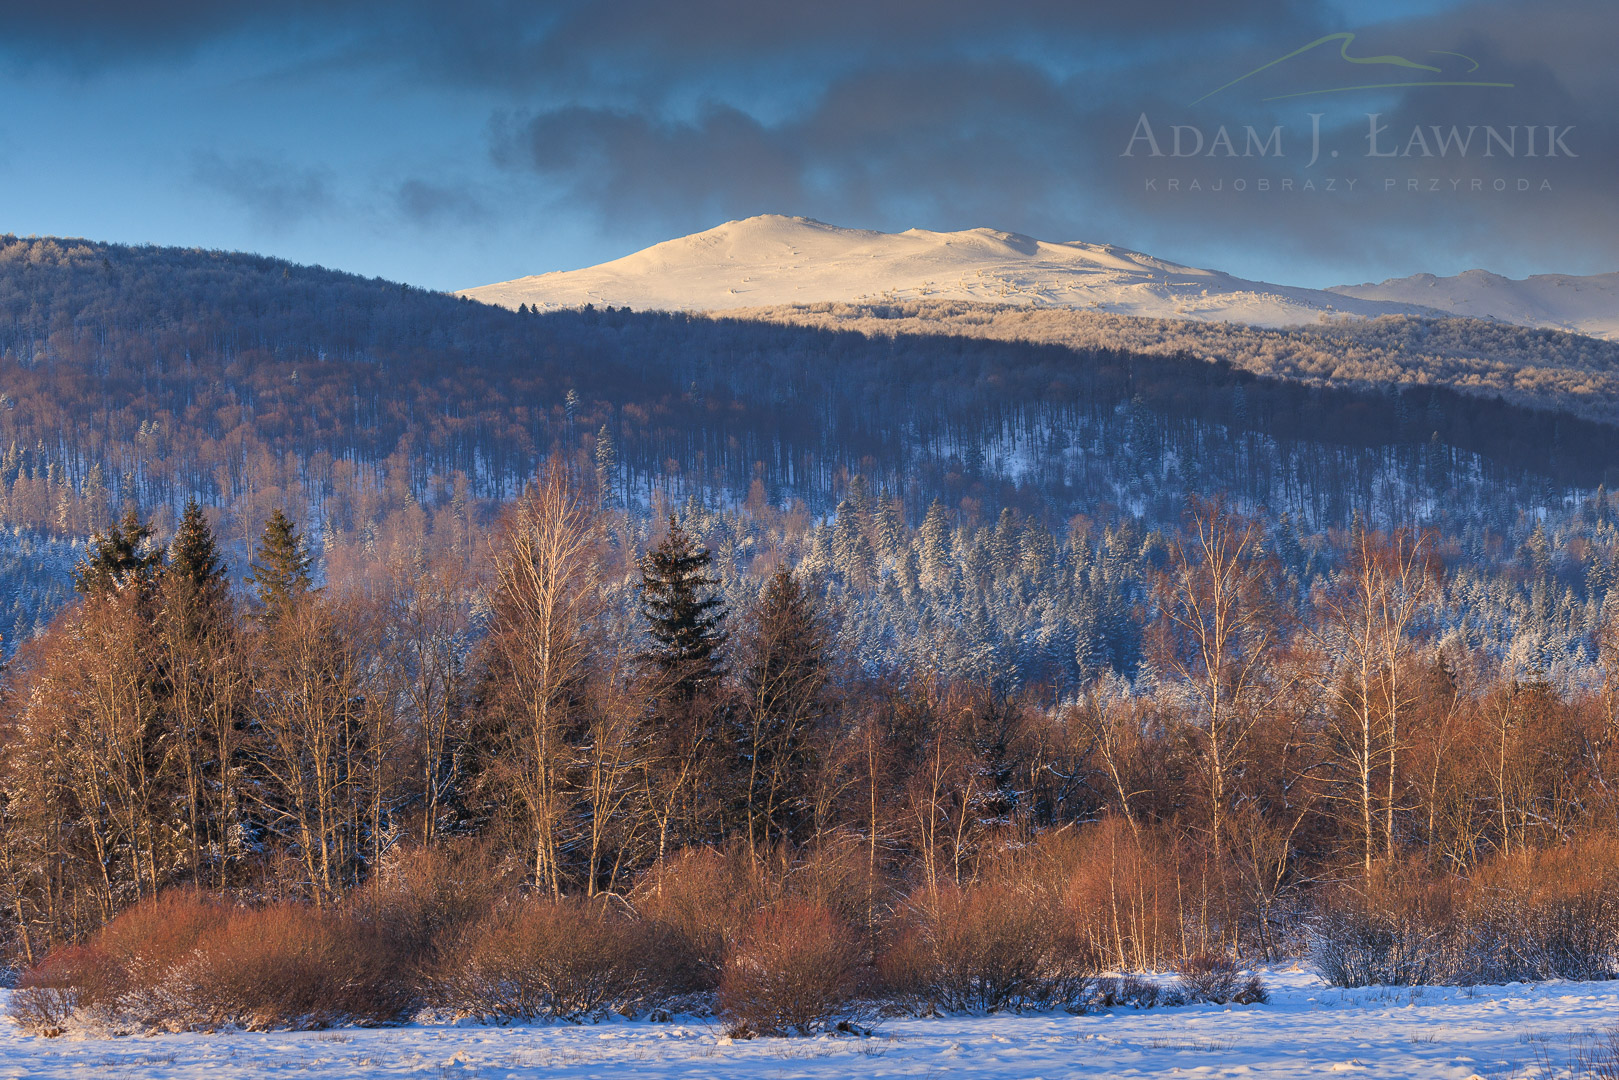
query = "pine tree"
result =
(168, 499, 228, 603)
(249, 508, 314, 619)
(918, 500, 954, 594)
(74, 506, 161, 596)
(639, 516, 728, 700)
(736, 569, 829, 848)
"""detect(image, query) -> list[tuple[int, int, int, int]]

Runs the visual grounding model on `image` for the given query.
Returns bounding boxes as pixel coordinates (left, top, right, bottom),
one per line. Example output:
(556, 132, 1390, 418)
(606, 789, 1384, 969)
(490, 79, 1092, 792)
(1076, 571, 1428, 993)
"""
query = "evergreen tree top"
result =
(639, 515, 728, 686)
(169, 498, 226, 593)
(249, 508, 315, 618)
(73, 506, 161, 596)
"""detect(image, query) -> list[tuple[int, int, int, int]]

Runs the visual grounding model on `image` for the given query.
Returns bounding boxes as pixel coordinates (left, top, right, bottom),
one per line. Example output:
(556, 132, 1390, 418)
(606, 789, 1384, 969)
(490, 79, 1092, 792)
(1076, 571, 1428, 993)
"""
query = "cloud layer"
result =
(0, 0, 1611, 284)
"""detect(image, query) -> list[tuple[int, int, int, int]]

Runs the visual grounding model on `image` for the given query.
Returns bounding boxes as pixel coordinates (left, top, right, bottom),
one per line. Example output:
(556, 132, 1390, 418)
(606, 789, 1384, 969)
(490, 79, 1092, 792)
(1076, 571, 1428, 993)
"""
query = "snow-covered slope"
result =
(460, 216, 1449, 330)
(1331, 269, 1619, 339)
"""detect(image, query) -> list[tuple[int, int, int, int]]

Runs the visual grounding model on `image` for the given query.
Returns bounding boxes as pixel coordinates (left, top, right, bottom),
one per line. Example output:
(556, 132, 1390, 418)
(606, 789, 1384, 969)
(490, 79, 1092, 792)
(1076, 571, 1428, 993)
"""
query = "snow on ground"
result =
(1332, 269, 1619, 340)
(4, 968, 1618, 1079)
(457, 215, 1448, 329)
(458, 214, 1619, 339)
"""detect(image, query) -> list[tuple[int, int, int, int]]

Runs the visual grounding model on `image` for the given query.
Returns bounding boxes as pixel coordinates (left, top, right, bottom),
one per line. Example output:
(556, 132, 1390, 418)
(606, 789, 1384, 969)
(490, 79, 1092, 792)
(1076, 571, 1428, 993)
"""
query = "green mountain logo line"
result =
(1194, 31, 1514, 104)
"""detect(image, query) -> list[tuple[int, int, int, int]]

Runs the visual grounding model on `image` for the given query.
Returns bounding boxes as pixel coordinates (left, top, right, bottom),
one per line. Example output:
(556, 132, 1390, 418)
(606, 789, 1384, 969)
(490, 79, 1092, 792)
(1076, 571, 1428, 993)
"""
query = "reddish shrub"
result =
(1309, 866, 1461, 987)
(632, 846, 774, 989)
(1310, 845, 1619, 988)
(435, 897, 667, 1022)
(880, 884, 1095, 1014)
(9, 944, 124, 1033)
(1468, 839, 1619, 983)
(1053, 822, 1189, 972)
(356, 842, 507, 970)
(16, 894, 417, 1032)
(173, 903, 415, 1029)
(717, 900, 870, 1037)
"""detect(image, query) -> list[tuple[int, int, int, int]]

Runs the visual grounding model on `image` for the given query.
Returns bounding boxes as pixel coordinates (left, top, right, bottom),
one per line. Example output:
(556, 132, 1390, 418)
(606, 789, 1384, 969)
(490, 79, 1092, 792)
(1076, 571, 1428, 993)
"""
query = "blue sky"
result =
(0, 0, 1611, 291)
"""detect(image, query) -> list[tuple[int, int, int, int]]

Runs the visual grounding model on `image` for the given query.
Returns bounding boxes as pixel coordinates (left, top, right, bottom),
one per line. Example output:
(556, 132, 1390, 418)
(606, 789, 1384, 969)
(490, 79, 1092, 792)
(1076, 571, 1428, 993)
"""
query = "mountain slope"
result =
(460, 215, 1447, 329)
(1330, 269, 1619, 340)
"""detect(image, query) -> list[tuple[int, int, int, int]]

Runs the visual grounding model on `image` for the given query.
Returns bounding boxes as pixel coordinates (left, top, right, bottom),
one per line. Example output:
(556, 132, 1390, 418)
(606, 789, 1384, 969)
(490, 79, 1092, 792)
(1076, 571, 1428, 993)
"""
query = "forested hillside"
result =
(4, 236, 1619, 1015)
(736, 300, 1619, 422)
(0, 234, 1612, 662)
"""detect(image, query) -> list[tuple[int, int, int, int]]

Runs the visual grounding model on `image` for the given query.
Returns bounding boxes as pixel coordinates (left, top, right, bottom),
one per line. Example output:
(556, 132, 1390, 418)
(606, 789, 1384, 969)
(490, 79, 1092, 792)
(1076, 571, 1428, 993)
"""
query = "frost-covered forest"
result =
(0, 233, 1614, 665)
(743, 299, 1619, 422)
(4, 237, 1619, 1038)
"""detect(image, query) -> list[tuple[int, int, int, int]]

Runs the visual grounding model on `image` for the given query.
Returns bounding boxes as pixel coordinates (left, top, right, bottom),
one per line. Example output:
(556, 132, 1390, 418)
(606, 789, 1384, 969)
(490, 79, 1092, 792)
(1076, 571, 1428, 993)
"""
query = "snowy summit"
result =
(459, 215, 1619, 337)
(460, 215, 1434, 328)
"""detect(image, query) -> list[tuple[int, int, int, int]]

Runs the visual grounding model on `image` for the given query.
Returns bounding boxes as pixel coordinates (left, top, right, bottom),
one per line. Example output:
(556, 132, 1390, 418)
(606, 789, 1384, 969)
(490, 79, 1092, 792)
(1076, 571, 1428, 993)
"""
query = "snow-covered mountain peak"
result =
(460, 215, 1617, 337)
(1331, 268, 1619, 339)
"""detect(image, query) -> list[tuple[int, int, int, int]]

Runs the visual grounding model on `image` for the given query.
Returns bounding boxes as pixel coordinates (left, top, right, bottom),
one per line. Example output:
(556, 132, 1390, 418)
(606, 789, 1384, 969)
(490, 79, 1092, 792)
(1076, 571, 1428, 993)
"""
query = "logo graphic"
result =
(1194, 32, 1514, 104)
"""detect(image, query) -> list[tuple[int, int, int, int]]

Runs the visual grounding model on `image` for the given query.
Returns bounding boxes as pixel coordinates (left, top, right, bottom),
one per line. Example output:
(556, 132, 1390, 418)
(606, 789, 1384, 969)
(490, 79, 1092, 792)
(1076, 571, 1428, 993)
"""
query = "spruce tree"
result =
(736, 569, 829, 848)
(639, 515, 727, 701)
(593, 424, 620, 509)
(168, 499, 228, 600)
(73, 506, 161, 596)
(249, 508, 314, 618)
(917, 500, 954, 593)
(160, 497, 232, 644)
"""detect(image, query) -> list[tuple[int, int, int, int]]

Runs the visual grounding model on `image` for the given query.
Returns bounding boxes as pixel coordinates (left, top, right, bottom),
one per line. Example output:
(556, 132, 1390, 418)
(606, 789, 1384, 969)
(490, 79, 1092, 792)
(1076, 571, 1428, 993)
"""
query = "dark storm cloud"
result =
(0, 1, 1317, 77)
(481, 0, 1617, 273)
(1, 0, 1610, 275)
(0, 0, 354, 65)
(394, 179, 490, 227)
(492, 59, 1105, 237)
(192, 153, 337, 231)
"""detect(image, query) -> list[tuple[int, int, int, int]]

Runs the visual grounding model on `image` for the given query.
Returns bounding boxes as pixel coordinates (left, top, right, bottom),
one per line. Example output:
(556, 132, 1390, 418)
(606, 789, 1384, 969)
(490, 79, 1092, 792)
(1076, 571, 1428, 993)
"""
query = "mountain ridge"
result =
(462, 215, 1619, 339)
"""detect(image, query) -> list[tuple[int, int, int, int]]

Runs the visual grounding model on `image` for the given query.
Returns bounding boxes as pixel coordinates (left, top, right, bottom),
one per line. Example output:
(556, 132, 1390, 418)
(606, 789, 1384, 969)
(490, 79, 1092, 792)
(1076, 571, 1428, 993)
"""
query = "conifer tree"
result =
(639, 516, 730, 853)
(639, 516, 727, 700)
(918, 500, 954, 593)
(593, 424, 617, 505)
(160, 498, 241, 886)
(249, 508, 314, 618)
(736, 569, 829, 848)
(168, 499, 228, 607)
(874, 491, 905, 568)
(73, 506, 161, 596)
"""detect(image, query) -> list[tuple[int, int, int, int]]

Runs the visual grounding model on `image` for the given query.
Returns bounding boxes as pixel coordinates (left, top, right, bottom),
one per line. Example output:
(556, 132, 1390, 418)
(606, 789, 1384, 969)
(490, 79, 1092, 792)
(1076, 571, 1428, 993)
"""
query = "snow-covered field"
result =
(4, 969, 1617, 1079)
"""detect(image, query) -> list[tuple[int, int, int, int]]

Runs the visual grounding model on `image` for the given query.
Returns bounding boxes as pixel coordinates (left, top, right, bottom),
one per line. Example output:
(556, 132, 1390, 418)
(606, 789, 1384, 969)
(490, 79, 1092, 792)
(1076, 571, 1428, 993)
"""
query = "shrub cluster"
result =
(9, 837, 1282, 1038)
(1310, 842, 1619, 987)
(11, 892, 413, 1034)
(879, 884, 1095, 1014)
(433, 898, 685, 1023)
